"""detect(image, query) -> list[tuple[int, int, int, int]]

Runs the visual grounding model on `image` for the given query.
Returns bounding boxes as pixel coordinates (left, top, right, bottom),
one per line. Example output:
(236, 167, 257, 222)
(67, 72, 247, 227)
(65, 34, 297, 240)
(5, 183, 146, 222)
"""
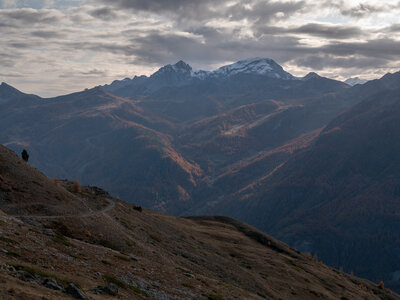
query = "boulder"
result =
(65, 283, 86, 299)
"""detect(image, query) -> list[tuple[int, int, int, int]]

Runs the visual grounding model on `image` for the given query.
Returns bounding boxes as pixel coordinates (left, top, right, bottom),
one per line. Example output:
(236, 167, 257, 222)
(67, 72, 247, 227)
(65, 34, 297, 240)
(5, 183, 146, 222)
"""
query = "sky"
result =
(1, 0, 400, 97)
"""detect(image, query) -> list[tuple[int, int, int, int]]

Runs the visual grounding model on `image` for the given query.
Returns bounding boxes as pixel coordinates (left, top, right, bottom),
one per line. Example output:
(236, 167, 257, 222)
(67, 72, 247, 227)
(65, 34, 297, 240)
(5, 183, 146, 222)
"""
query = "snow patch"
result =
(344, 77, 368, 86)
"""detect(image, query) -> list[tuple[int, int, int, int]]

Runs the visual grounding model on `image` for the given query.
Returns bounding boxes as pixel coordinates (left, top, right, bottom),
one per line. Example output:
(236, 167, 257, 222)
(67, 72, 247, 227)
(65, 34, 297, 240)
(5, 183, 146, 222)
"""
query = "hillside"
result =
(202, 86, 400, 291)
(0, 145, 398, 300)
(0, 86, 201, 215)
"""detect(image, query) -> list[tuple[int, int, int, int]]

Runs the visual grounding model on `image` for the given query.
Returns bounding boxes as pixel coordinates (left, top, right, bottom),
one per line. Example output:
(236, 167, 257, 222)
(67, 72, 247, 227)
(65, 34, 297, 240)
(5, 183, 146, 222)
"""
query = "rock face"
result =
(65, 283, 87, 299)
(43, 278, 64, 291)
(101, 283, 118, 296)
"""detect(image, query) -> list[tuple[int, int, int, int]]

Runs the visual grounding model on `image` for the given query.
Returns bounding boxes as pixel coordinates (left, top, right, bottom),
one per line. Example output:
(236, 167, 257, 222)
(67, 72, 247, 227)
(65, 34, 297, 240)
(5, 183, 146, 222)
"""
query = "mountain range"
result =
(2, 57, 400, 291)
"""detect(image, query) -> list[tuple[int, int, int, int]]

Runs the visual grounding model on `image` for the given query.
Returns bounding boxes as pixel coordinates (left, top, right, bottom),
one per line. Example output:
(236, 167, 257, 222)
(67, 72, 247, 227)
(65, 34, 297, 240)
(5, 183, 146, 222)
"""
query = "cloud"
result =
(0, 71, 23, 77)
(0, 7, 64, 27)
(96, 0, 216, 14)
(97, 0, 307, 23)
(291, 23, 364, 39)
(1, 1, 400, 96)
(0, 51, 21, 67)
(321, 38, 400, 60)
(294, 54, 389, 70)
(58, 68, 109, 78)
(30, 29, 65, 38)
(321, 0, 400, 18)
(88, 6, 119, 20)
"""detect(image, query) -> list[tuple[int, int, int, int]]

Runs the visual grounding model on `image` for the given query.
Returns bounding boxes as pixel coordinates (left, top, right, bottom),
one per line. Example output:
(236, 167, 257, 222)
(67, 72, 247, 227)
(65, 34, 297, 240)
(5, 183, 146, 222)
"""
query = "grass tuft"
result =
(0, 236, 18, 244)
(52, 230, 73, 247)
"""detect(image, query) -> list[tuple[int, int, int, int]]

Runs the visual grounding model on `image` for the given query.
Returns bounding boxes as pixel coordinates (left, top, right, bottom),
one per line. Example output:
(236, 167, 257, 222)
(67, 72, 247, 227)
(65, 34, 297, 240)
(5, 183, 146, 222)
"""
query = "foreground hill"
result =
(0, 146, 397, 299)
(202, 84, 400, 291)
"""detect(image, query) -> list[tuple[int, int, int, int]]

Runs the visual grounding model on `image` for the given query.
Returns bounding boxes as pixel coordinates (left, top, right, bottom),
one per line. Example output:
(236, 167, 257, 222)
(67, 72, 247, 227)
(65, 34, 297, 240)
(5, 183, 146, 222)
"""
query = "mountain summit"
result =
(212, 57, 295, 79)
(0, 82, 23, 98)
(103, 57, 296, 95)
(150, 57, 294, 80)
(344, 77, 368, 86)
(152, 60, 193, 76)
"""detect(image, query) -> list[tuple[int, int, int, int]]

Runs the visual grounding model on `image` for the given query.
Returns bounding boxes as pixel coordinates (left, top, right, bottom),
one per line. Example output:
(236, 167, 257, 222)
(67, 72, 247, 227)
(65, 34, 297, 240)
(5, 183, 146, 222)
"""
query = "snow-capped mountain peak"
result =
(173, 60, 192, 71)
(212, 57, 295, 79)
(103, 58, 297, 94)
(152, 60, 193, 78)
(344, 77, 368, 86)
(151, 57, 295, 80)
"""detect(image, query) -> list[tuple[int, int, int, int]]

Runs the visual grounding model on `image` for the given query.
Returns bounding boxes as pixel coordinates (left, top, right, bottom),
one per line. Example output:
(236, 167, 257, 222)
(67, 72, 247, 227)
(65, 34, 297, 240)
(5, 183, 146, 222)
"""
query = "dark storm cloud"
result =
(98, 0, 307, 23)
(292, 38, 400, 72)
(294, 54, 389, 70)
(88, 6, 119, 20)
(125, 30, 308, 67)
(0, 8, 63, 25)
(31, 30, 65, 38)
(321, 38, 400, 60)
(256, 23, 364, 39)
(291, 23, 364, 39)
(97, 0, 215, 13)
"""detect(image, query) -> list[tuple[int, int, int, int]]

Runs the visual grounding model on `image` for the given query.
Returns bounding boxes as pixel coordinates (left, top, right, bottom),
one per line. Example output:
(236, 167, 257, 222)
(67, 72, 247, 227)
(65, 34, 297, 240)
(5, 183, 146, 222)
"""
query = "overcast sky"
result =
(1, 0, 400, 97)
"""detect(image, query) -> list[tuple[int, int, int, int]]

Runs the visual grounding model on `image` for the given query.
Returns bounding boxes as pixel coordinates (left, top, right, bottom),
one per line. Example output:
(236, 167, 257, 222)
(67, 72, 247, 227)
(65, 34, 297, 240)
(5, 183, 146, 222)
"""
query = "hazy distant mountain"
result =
(104, 58, 299, 98)
(344, 77, 368, 86)
(0, 86, 201, 214)
(0, 82, 41, 105)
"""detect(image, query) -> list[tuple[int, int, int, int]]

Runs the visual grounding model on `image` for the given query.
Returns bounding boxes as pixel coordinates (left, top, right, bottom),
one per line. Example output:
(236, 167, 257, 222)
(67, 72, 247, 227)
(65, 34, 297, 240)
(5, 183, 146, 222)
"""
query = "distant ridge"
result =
(344, 77, 368, 86)
(103, 57, 297, 94)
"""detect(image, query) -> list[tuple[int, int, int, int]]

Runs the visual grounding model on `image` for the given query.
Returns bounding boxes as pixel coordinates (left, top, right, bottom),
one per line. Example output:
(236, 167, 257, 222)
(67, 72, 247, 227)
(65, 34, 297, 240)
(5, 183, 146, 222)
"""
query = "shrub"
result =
(52, 230, 73, 247)
(103, 275, 125, 288)
(71, 179, 82, 193)
(0, 236, 18, 244)
(378, 281, 385, 289)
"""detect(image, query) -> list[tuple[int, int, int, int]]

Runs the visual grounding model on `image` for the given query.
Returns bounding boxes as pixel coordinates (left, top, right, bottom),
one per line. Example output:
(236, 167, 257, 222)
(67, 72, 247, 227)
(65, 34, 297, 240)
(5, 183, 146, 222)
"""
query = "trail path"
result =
(12, 197, 116, 219)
